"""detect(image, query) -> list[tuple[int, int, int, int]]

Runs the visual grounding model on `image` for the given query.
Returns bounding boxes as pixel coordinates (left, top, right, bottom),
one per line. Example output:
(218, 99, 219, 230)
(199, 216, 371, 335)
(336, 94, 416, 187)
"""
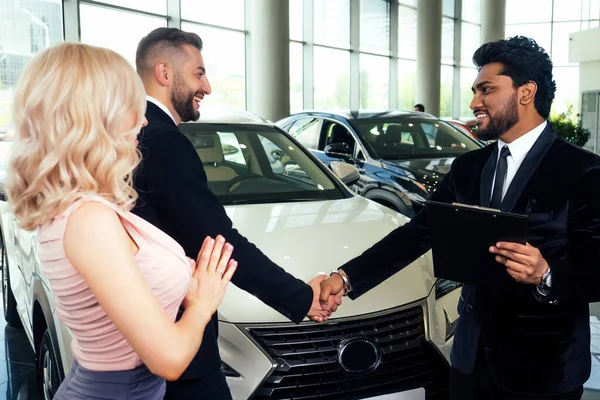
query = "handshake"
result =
(306, 271, 350, 323)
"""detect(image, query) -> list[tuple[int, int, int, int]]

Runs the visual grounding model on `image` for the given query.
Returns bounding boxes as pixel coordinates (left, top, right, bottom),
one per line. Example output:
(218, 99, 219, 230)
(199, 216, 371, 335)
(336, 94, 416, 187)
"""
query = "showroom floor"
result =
(0, 299, 599, 399)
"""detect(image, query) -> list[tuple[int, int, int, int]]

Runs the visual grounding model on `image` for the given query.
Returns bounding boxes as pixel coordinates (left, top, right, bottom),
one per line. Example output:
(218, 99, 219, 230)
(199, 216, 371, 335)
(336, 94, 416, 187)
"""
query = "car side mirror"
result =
(324, 142, 352, 158)
(330, 161, 360, 186)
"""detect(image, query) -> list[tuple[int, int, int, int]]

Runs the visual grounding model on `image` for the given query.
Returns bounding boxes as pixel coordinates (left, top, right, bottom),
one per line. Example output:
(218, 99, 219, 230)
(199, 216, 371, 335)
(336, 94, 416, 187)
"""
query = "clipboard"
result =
(426, 200, 528, 287)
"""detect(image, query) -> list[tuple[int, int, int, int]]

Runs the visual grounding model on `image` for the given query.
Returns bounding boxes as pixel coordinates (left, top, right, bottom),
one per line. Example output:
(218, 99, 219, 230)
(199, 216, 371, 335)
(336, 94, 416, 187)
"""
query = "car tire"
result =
(2, 236, 21, 327)
(38, 329, 61, 400)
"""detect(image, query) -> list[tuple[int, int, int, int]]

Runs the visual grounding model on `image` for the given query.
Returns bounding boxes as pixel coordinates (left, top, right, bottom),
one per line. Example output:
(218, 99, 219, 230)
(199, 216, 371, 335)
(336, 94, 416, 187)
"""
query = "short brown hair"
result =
(135, 27, 203, 77)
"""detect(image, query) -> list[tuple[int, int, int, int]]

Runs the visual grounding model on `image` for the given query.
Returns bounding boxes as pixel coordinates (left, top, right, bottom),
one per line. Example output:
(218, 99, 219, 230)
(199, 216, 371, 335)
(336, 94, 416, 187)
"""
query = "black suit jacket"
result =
(340, 124, 600, 396)
(133, 102, 313, 380)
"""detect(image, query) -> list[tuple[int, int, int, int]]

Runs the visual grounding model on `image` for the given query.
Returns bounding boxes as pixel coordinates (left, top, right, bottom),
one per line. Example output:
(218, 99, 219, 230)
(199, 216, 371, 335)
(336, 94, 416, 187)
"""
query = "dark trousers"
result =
(449, 343, 583, 400)
(164, 369, 232, 400)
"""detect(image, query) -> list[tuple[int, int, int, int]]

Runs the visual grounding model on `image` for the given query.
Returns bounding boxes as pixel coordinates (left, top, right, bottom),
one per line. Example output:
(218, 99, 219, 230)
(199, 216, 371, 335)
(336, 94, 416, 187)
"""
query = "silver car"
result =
(0, 115, 460, 400)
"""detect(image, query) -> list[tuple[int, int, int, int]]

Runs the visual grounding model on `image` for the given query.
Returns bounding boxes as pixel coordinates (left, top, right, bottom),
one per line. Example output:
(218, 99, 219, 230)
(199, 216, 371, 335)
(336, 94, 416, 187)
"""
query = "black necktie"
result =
(490, 146, 511, 209)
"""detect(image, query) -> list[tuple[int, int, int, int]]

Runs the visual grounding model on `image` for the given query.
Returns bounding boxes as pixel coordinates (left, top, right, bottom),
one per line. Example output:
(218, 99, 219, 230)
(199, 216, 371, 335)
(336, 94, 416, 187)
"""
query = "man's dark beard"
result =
(477, 93, 519, 141)
(171, 75, 200, 122)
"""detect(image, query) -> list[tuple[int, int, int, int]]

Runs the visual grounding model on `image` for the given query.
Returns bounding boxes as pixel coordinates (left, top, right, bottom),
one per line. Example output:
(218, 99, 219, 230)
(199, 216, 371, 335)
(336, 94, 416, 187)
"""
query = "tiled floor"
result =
(0, 301, 600, 399)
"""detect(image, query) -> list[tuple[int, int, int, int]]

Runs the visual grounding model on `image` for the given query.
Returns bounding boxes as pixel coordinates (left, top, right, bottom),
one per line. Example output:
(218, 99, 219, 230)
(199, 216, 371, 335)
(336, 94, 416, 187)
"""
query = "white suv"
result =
(0, 115, 460, 400)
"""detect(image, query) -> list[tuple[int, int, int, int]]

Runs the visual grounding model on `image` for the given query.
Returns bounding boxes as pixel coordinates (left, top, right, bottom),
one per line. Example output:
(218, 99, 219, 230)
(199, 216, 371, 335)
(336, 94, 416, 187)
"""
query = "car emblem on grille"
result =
(337, 335, 382, 375)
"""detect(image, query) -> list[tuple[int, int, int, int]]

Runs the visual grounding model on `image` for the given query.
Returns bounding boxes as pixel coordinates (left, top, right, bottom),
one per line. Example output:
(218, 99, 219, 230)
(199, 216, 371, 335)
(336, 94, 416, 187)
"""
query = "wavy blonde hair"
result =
(6, 43, 147, 231)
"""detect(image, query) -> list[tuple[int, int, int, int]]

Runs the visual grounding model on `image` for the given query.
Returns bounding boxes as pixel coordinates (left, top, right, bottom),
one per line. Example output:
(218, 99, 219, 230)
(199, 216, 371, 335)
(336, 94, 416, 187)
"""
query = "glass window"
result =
(182, 23, 246, 111)
(552, 66, 579, 115)
(217, 132, 247, 166)
(359, 54, 389, 110)
(288, 118, 322, 149)
(314, 0, 350, 48)
(290, 42, 303, 114)
(1, 0, 63, 131)
(314, 47, 350, 109)
(91, 0, 167, 15)
(461, 22, 481, 66)
(354, 117, 480, 159)
(398, 6, 417, 59)
(506, 0, 552, 23)
(462, 0, 481, 24)
(398, 0, 417, 6)
(459, 67, 477, 119)
(181, 0, 245, 30)
(551, 22, 582, 65)
(440, 65, 454, 118)
(324, 122, 356, 148)
(583, 0, 600, 19)
(443, 0, 455, 17)
(179, 123, 341, 202)
(553, 0, 582, 22)
(504, 23, 552, 57)
(398, 59, 417, 111)
(442, 17, 455, 64)
(360, 0, 390, 55)
(80, 4, 167, 67)
(592, 0, 600, 19)
(591, 20, 600, 28)
(290, 0, 303, 41)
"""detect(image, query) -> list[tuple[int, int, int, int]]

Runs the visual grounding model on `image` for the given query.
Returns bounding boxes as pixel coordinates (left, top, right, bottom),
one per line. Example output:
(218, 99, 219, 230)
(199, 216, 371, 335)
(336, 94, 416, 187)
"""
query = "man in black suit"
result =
(320, 36, 600, 399)
(132, 28, 340, 400)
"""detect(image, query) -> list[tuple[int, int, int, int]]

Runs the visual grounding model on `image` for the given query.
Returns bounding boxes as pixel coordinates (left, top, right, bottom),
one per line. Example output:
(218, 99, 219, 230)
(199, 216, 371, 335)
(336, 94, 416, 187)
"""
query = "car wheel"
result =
(38, 329, 61, 400)
(1, 236, 21, 327)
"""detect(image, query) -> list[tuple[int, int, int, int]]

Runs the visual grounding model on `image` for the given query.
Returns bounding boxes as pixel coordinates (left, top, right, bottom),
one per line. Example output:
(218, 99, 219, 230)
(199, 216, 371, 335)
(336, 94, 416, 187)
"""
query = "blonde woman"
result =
(6, 42, 237, 399)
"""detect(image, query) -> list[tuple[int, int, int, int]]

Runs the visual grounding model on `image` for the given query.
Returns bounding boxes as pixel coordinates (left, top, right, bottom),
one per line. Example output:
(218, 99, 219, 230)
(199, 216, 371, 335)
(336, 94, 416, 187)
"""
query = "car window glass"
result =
(179, 123, 345, 205)
(217, 132, 248, 166)
(355, 118, 479, 159)
(288, 117, 321, 149)
(326, 123, 356, 148)
(259, 135, 318, 186)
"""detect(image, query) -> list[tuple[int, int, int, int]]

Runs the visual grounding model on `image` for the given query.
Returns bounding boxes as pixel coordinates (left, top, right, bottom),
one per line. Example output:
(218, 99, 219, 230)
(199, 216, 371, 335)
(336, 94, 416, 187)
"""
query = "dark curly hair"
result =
(472, 36, 556, 119)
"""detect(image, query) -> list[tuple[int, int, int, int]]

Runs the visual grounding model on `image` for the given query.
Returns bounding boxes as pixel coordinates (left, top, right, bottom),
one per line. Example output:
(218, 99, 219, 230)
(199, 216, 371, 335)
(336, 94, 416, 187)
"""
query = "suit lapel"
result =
(480, 145, 498, 207)
(501, 125, 556, 212)
(146, 101, 178, 127)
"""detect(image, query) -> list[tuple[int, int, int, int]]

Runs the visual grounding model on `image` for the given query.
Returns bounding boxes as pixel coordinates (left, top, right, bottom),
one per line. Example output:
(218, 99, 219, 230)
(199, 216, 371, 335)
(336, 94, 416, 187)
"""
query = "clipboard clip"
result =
(451, 202, 501, 213)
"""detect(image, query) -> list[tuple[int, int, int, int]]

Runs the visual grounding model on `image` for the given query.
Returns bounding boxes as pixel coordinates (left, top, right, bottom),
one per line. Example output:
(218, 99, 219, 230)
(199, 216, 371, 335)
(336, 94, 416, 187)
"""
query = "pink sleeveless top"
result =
(36, 195, 194, 371)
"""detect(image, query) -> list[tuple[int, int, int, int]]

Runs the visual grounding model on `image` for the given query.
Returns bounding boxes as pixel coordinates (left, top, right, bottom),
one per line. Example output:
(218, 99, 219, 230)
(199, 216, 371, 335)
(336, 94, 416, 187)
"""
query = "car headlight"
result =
(435, 278, 462, 299)
(221, 362, 241, 378)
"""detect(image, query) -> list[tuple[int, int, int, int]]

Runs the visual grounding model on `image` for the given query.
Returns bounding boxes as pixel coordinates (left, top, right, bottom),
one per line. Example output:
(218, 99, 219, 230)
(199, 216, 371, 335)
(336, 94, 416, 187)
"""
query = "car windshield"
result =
(178, 123, 346, 205)
(353, 117, 481, 159)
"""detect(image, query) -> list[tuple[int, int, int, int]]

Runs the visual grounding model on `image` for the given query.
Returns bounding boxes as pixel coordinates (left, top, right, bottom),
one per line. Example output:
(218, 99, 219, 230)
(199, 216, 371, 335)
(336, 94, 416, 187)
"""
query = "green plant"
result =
(548, 106, 591, 147)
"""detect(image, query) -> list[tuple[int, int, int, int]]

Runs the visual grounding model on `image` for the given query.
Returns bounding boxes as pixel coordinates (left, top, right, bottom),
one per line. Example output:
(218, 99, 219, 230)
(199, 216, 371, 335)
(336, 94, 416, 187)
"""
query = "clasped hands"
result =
(490, 241, 549, 285)
(307, 275, 344, 322)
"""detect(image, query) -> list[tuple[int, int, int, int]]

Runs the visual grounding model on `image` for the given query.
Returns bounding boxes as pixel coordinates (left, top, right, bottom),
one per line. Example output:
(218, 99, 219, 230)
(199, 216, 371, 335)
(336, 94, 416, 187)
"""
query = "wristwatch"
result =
(331, 269, 352, 296)
(536, 268, 552, 296)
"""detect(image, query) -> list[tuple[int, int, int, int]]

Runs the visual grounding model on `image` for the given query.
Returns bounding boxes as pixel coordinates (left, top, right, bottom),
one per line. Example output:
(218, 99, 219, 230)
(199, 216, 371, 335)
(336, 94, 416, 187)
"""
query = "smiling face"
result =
(170, 44, 212, 122)
(470, 62, 521, 141)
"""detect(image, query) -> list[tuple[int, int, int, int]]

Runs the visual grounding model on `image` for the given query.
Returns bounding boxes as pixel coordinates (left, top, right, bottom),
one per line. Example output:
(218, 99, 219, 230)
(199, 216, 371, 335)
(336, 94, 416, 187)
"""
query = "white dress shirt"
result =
(146, 95, 177, 125)
(491, 120, 547, 200)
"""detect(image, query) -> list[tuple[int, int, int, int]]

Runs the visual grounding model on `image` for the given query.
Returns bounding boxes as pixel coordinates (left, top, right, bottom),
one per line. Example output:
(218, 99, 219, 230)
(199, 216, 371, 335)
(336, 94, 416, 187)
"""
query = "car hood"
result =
(218, 196, 435, 323)
(383, 157, 456, 191)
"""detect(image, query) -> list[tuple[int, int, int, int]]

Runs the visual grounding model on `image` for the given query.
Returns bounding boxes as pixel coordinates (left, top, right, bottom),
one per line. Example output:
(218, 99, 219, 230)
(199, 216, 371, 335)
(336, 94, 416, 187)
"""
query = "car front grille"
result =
(246, 304, 449, 400)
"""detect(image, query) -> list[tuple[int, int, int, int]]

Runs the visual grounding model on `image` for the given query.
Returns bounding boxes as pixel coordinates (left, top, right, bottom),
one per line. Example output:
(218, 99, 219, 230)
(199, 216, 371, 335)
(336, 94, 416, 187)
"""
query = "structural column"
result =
(416, 0, 442, 117)
(481, 0, 506, 44)
(247, 0, 290, 121)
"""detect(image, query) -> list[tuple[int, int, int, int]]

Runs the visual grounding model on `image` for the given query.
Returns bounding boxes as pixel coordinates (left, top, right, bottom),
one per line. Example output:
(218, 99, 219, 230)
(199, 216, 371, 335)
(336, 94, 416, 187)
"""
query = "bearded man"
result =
(319, 36, 600, 400)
